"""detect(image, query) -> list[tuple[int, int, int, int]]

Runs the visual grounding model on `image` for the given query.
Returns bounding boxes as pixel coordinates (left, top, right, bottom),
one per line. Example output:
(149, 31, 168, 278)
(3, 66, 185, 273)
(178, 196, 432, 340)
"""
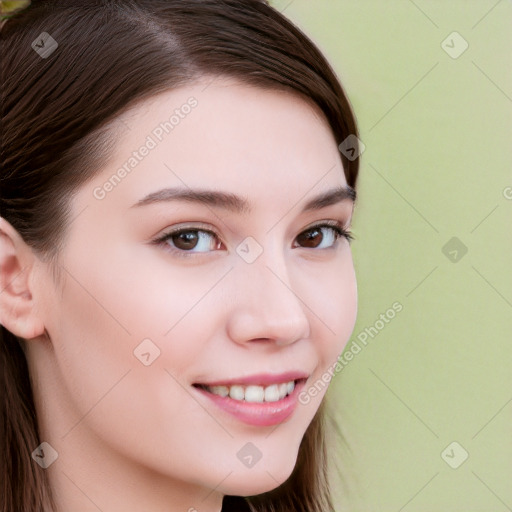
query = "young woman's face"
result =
(33, 78, 357, 504)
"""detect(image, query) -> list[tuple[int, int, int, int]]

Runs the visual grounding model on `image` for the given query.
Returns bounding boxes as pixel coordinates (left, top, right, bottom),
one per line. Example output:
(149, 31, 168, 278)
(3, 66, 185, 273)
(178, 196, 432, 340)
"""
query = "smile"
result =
(195, 380, 297, 403)
(192, 374, 309, 427)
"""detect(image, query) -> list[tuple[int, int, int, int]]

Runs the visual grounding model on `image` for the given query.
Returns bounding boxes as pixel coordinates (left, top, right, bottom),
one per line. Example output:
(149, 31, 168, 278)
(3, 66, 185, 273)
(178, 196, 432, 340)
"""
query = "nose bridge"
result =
(226, 240, 311, 344)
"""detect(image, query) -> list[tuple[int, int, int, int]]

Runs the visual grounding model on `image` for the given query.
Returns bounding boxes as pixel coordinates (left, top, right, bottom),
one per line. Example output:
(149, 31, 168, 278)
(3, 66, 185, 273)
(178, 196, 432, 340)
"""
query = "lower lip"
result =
(193, 379, 307, 427)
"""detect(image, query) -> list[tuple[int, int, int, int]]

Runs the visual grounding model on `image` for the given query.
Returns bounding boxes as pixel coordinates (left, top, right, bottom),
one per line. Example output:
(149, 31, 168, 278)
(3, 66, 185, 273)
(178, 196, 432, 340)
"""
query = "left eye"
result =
(294, 224, 349, 249)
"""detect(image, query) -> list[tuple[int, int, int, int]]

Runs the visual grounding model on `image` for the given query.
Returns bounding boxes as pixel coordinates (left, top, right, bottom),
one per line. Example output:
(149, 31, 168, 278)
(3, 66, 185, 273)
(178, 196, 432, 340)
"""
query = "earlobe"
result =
(0, 217, 46, 340)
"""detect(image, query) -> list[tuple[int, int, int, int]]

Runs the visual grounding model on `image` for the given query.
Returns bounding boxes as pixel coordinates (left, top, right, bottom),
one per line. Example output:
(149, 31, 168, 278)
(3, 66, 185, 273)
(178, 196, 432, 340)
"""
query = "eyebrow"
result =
(130, 184, 356, 214)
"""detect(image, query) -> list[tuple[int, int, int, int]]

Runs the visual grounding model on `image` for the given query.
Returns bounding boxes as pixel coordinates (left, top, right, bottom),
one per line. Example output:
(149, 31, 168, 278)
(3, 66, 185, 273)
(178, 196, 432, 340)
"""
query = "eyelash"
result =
(151, 221, 353, 259)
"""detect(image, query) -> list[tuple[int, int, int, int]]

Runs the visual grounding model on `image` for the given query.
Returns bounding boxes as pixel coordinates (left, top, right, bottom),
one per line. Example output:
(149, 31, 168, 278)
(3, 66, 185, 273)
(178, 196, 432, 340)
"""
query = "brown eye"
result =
(156, 228, 222, 255)
(295, 224, 348, 250)
(172, 231, 200, 250)
(296, 227, 324, 248)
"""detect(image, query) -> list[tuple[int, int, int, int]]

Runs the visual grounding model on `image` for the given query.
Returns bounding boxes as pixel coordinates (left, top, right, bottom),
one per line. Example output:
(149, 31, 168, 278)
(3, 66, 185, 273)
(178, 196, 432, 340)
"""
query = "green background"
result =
(271, 1, 512, 510)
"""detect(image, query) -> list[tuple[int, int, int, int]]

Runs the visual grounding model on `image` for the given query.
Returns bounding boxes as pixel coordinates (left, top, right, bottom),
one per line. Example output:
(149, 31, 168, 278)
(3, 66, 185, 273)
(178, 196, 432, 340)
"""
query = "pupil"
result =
(298, 228, 321, 248)
(174, 231, 198, 249)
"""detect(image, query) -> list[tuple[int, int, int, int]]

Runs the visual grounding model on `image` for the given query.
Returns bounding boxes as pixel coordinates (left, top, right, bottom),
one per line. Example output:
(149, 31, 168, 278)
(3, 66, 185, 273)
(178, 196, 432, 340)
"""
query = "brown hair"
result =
(0, 1, 360, 510)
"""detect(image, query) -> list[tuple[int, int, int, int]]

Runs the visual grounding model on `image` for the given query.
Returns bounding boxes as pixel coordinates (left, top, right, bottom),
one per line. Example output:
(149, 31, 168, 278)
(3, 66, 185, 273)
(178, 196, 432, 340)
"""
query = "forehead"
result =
(82, 78, 349, 214)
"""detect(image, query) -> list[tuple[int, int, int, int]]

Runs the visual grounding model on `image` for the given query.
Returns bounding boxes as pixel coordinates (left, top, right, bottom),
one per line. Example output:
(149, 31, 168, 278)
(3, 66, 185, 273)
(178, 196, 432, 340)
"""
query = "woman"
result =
(0, 1, 361, 510)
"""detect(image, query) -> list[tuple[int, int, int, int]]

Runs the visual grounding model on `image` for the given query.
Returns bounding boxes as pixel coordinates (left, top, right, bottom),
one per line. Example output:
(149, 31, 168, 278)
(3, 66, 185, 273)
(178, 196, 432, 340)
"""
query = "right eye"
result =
(152, 227, 224, 257)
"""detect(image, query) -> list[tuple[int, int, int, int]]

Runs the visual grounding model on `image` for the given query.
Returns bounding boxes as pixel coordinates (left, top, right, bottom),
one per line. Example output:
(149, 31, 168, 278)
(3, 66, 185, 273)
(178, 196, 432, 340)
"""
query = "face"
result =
(32, 78, 357, 500)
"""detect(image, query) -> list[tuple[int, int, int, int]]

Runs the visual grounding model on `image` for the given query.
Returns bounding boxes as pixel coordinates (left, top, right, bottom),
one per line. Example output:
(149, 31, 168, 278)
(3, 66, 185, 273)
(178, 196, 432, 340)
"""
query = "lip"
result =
(192, 374, 309, 427)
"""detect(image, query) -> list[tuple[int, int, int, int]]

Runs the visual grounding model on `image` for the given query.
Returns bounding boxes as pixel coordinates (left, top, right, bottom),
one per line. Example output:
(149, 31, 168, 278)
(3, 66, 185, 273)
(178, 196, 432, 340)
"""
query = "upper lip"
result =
(194, 371, 309, 387)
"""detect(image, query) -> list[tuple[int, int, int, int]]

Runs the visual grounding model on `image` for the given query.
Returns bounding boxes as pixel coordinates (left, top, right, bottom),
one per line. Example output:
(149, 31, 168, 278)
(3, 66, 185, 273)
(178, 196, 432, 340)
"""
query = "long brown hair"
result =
(0, 1, 360, 510)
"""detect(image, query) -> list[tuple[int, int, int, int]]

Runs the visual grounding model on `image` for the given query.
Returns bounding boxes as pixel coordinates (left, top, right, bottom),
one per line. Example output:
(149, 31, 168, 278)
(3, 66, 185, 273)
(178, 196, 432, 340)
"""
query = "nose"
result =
(225, 250, 311, 347)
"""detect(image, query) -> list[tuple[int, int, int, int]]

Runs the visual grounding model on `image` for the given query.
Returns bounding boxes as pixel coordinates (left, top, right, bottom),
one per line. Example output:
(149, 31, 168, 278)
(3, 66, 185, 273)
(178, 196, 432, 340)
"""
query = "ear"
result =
(0, 217, 46, 340)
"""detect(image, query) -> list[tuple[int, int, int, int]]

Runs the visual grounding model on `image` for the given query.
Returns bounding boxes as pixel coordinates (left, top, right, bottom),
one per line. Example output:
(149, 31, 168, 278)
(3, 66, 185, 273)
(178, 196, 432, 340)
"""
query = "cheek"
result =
(47, 246, 229, 438)
(46, 261, 224, 477)
(288, 249, 357, 414)
(305, 249, 358, 364)
(46, 269, 136, 435)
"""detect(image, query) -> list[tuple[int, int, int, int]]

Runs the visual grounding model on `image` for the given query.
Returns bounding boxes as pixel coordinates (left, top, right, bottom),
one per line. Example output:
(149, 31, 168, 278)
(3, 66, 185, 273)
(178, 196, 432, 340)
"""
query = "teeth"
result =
(264, 384, 280, 402)
(278, 383, 288, 399)
(229, 385, 245, 401)
(245, 385, 264, 402)
(206, 380, 297, 402)
(210, 385, 229, 397)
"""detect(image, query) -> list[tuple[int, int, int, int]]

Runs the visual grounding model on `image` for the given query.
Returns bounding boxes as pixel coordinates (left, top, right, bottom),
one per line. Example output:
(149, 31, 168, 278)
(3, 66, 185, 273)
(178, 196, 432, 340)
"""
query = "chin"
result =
(223, 477, 286, 498)
(220, 455, 298, 497)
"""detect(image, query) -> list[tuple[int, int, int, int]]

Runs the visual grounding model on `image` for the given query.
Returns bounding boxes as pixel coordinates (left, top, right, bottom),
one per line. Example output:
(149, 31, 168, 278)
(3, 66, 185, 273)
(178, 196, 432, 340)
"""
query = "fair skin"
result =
(0, 78, 357, 512)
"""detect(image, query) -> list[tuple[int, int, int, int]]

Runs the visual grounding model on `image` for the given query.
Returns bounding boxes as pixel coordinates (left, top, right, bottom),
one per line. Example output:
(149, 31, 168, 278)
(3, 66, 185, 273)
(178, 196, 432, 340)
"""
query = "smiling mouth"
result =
(193, 378, 307, 404)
